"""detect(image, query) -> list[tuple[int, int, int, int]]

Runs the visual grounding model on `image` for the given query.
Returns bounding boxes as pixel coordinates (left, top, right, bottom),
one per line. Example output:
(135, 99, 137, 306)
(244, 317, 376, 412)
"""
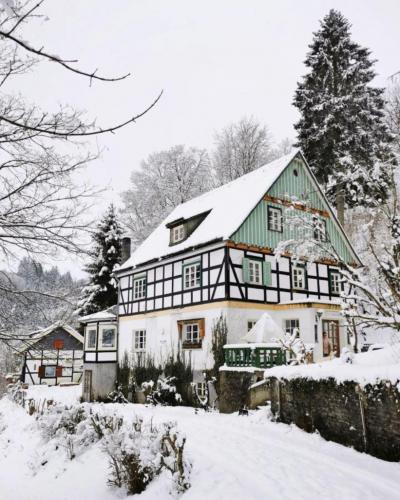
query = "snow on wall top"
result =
(119, 150, 300, 271)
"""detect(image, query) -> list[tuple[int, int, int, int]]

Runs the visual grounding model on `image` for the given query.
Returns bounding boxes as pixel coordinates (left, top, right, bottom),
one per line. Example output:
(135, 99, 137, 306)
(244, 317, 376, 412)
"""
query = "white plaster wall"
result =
(118, 306, 227, 372)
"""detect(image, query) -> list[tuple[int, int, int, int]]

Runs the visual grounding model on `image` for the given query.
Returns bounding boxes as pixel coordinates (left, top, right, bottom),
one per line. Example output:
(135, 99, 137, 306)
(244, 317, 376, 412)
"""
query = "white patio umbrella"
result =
(241, 312, 285, 343)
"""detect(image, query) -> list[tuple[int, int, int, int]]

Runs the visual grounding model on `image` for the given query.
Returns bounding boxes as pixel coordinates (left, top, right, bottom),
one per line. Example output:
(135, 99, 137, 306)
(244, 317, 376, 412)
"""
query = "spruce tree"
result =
(78, 204, 122, 315)
(294, 9, 395, 223)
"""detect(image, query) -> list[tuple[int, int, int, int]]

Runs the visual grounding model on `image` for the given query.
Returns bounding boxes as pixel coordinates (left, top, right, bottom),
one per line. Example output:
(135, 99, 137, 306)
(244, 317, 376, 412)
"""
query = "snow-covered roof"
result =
(18, 323, 83, 353)
(242, 313, 285, 343)
(79, 305, 118, 323)
(119, 150, 300, 270)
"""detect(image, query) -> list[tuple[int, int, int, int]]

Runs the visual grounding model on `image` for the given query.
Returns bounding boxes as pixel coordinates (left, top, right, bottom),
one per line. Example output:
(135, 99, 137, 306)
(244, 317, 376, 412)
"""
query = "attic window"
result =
(293, 169, 298, 177)
(171, 224, 185, 244)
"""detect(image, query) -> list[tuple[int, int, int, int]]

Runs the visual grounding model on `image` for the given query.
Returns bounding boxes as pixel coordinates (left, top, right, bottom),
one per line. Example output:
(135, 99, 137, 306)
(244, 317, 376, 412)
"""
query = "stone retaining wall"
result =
(266, 376, 400, 462)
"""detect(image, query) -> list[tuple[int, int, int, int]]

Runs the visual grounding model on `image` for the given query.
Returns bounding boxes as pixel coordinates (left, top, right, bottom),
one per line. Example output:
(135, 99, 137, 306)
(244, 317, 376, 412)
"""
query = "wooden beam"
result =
(263, 194, 330, 218)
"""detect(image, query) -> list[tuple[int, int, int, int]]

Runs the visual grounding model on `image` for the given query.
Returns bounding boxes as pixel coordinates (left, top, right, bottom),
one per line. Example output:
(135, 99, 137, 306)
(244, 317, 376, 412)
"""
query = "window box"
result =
(267, 206, 283, 232)
(177, 319, 205, 349)
(183, 261, 201, 289)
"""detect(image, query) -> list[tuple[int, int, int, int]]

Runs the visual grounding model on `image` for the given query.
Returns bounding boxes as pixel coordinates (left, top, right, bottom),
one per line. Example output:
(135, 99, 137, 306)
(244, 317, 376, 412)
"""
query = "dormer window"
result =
(172, 224, 185, 244)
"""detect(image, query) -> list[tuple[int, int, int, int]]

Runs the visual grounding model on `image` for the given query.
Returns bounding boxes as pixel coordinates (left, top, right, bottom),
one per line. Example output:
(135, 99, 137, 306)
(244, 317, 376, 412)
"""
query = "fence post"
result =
(356, 384, 367, 452)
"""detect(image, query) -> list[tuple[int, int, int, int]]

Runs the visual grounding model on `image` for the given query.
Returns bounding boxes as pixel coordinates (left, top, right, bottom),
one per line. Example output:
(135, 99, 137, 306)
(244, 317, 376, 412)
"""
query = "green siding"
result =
(231, 158, 356, 264)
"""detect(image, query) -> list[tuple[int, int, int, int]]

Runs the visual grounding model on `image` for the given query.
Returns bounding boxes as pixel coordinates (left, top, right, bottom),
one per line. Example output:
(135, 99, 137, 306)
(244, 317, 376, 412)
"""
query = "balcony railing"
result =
(223, 343, 286, 369)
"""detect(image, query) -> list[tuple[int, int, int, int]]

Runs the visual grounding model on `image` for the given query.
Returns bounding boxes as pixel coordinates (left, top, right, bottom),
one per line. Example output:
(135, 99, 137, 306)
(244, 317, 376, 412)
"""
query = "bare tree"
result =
(121, 145, 212, 246)
(212, 116, 274, 185)
(0, 0, 161, 346)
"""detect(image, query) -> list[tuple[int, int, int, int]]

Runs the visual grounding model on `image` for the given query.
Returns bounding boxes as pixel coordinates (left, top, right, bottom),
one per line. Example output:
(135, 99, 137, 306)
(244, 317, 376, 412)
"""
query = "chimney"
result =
(121, 237, 131, 264)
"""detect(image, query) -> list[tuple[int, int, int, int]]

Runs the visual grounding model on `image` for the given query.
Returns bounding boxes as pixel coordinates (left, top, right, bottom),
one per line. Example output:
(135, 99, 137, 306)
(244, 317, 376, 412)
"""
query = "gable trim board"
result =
(116, 150, 359, 275)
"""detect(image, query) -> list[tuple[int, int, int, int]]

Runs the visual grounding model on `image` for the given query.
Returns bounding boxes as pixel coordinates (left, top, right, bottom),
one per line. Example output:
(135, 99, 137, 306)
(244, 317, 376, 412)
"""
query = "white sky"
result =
(9, 0, 400, 277)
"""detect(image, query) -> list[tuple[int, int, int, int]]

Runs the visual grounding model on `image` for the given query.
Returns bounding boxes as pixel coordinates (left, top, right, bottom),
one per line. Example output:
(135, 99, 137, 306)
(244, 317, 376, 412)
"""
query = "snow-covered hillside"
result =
(0, 385, 399, 500)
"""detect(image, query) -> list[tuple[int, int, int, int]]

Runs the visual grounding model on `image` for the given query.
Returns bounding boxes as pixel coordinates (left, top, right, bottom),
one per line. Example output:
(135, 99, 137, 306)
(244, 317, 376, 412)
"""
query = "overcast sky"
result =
(11, 0, 400, 276)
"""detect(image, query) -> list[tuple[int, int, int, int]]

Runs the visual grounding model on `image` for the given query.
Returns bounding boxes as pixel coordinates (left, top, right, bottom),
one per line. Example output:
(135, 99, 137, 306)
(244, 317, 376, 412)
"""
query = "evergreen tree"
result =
(78, 204, 122, 315)
(293, 10, 395, 223)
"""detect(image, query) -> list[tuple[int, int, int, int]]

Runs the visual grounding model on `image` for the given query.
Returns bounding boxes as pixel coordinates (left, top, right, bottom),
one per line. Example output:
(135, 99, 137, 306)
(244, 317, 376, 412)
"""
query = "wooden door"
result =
(83, 369, 92, 401)
(322, 320, 340, 357)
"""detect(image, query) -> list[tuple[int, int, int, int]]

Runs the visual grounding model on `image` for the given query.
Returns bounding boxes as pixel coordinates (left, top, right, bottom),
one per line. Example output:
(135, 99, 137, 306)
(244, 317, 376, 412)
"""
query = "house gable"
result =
(231, 154, 358, 265)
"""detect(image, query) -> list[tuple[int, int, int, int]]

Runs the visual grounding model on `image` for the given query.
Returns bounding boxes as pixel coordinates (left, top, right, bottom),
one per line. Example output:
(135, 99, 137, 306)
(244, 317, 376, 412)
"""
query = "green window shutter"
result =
(242, 258, 250, 283)
(263, 261, 272, 286)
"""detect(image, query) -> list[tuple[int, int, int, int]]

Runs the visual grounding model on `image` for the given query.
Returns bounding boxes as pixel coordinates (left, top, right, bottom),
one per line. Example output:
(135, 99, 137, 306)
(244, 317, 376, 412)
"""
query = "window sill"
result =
(182, 341, 202, 350)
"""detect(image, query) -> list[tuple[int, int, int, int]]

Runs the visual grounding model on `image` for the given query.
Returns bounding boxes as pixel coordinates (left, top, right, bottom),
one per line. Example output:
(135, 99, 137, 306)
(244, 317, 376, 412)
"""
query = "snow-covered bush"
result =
(103, 418, 191, 495)
(145, 377, 182, 406)
(340, 347, 354, 364)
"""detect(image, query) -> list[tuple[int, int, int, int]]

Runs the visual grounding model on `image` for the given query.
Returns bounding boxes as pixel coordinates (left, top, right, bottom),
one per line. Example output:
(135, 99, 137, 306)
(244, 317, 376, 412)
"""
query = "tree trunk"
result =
(336, 185, 345, 226)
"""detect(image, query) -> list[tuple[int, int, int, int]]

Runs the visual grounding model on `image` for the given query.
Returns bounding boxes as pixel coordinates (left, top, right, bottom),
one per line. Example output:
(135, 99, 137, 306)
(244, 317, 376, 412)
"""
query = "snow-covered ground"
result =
(267, 343, 400, 387)
(0, 385, 399, 500)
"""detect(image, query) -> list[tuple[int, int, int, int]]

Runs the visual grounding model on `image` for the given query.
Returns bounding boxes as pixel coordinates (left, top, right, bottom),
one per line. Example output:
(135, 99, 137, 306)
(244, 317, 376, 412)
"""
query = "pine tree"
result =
(293, 10, 395, 223)
(78, 204, 122, 315)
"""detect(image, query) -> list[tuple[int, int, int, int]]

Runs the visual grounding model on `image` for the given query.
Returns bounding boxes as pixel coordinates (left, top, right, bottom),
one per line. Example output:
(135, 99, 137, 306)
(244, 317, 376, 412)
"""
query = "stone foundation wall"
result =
(219, 369, 264, 413)
(266, 376, 400, 462)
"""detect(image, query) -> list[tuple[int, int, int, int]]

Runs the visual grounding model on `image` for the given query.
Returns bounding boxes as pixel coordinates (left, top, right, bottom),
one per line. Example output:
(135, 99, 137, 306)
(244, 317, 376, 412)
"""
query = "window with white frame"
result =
(284, 319, 300, 338)
(292, 265, 306, 289)
(248, 260, 263, 285)
(195, 382, 207, 400)
(86, 328, 97, 349)
(134, 329, 146, 350)
(267, 206, 283, 232)
(101, 327, 116, 348)
(313, 216, 326, 242)
(171, 224, 185, 243)
(329, 271, 341, 295)
(133, 275, 147, 299)
(184, 322, 200, 343)
(183, 262, 201, 289)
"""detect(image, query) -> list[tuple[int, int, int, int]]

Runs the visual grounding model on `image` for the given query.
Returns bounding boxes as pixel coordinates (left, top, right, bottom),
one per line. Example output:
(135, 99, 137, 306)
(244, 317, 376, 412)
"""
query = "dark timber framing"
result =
(118, 243, 340, 317)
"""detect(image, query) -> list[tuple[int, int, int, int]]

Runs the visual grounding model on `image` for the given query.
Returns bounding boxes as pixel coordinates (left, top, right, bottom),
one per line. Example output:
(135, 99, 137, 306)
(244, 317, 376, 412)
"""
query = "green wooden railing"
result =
(224, 346, 286, 369)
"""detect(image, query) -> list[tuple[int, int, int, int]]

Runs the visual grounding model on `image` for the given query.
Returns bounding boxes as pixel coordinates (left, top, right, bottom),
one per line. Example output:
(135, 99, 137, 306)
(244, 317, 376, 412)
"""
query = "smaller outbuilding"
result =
(19, 323, 84, 386)
(79, 306, 118, 402)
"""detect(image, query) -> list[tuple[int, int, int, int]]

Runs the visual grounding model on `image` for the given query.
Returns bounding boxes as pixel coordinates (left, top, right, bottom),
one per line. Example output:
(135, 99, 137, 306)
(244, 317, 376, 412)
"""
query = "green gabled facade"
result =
(231, 154, 358, 265)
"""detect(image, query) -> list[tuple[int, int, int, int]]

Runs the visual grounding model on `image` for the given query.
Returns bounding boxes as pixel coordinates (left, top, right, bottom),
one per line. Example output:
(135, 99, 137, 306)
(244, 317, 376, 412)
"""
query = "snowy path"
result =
(0, 386, 399, 500)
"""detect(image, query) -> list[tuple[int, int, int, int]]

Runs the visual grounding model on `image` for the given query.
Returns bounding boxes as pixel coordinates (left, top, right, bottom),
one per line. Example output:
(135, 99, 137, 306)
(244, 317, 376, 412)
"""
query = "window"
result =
(247, 320, 257, 331)
(133, 275, 147, 299)
(267, 206, 283, 232)
(284, 319, 300, 338)
(44, 365, 56, 378)
(329, 270, 341, 295)
(183, 262, 201, 289)
(53, 339, 64, 350)
(134, 330, 146, 350)
(248, 260, 263, 285)
(194, 382, 207, 401)
(87, 328, 97, 349)
(171, 224, 185, 243)
(101, 328, 116, 348)
(313, 216, 326, 242)
(185, 322, 200, 343)
(292, 265, 306, 289)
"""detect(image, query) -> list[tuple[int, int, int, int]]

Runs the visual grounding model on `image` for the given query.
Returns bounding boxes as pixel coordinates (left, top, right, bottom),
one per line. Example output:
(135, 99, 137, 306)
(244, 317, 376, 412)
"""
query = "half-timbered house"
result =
(114, 150, 359, 381)
(19, 323, 83, 385)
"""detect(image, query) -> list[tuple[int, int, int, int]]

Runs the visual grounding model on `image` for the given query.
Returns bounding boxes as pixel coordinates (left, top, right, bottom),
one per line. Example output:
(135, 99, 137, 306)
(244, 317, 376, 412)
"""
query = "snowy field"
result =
(0, 385, 399, 500)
